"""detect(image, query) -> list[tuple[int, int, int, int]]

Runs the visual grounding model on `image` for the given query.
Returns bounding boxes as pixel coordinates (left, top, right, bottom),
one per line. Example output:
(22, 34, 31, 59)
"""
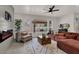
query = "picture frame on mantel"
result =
(5, 11, 11, 22)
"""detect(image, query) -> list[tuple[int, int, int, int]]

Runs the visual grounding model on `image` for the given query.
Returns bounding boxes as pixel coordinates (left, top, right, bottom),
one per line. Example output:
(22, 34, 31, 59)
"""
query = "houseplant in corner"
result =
(15, 19, 22, 42)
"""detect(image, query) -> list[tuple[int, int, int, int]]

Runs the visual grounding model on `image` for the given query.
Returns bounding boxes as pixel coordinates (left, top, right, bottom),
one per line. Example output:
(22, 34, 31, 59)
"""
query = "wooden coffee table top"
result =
(38, 35, 49, 39)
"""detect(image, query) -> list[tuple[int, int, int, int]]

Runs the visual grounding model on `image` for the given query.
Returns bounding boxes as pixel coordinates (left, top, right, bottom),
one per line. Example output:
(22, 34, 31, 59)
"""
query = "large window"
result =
(32, 21, 48, 34)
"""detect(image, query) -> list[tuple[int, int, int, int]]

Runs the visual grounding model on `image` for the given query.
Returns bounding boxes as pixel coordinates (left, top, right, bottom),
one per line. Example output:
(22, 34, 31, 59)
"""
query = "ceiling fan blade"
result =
(53, 9, 59, 11)
(49, 5, 55, 9)
(51, 5, 55, 9)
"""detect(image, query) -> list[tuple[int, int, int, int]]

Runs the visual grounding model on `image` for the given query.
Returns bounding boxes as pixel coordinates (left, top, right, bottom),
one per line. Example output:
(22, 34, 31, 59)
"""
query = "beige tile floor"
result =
(0, 38, 66, 54)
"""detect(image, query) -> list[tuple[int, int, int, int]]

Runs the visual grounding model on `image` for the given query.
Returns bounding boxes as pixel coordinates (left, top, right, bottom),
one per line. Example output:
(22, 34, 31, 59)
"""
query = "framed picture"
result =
(5, 11, 11, 21)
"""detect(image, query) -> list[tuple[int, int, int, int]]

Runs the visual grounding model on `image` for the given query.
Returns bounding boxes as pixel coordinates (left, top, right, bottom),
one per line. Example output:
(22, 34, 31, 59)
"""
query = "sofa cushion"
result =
(57, 36, 66, 39)
(58, 33, 65, 36)
(76, 36, 79, 41)
(65, 34, 71, 38)
(65, 34, 77, 39)
(71, 34, 77, 39)
(21, 32, 28, 35)
(60, 39, 79, 49)
(57, 39, 79, 53)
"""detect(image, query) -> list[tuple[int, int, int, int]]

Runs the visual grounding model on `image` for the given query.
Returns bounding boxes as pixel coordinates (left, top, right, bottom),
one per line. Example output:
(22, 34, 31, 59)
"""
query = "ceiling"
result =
(13, 5, 78, 17)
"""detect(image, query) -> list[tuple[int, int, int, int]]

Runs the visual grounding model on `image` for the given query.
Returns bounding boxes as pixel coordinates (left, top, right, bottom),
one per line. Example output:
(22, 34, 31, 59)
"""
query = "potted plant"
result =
(59, 24, 70, 32)
(59, 24, 63, 29)
(66, 24, 70, 29)
(15, 19, 22, 42)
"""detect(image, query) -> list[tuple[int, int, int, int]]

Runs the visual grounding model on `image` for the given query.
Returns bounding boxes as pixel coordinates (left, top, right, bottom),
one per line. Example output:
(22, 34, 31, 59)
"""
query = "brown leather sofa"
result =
(54, 32, 79, 54)
(0, 30, 13, 43)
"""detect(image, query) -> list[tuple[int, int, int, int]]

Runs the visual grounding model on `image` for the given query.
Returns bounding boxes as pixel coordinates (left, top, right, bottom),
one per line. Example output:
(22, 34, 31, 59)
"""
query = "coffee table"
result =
(37, 35, 51, 45)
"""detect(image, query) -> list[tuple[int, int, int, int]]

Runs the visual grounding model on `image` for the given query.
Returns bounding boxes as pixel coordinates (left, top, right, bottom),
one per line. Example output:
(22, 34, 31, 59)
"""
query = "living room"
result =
(0, 5, 79, 54)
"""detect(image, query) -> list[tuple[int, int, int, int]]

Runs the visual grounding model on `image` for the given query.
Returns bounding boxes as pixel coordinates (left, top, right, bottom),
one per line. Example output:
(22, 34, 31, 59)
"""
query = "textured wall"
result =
(0, 5, 14, 51)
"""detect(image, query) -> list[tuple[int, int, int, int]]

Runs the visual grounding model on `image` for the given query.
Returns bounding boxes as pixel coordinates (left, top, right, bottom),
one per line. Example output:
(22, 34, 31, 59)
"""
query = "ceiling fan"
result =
(44, 5, 59, 14)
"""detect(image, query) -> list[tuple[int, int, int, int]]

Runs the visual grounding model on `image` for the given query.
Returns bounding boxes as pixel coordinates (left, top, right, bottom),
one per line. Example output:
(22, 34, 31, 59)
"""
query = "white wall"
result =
(14, 14, 53, 33)
(14, 5, 77, 33)
(15, 13, 76, 33)
(74, 13, 79, 33)
(0, 5, 14, 31)
(59, 14, 75, 32)
(52, 17, 61, 33)
(0, 17, 11, 31)
(15, 13, 77, 34)
(0, 5, 14, 51)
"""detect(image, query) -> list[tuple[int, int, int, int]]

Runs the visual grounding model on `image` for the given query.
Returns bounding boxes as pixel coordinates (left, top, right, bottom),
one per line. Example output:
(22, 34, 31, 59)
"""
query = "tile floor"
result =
(0, 38, 66, 54)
